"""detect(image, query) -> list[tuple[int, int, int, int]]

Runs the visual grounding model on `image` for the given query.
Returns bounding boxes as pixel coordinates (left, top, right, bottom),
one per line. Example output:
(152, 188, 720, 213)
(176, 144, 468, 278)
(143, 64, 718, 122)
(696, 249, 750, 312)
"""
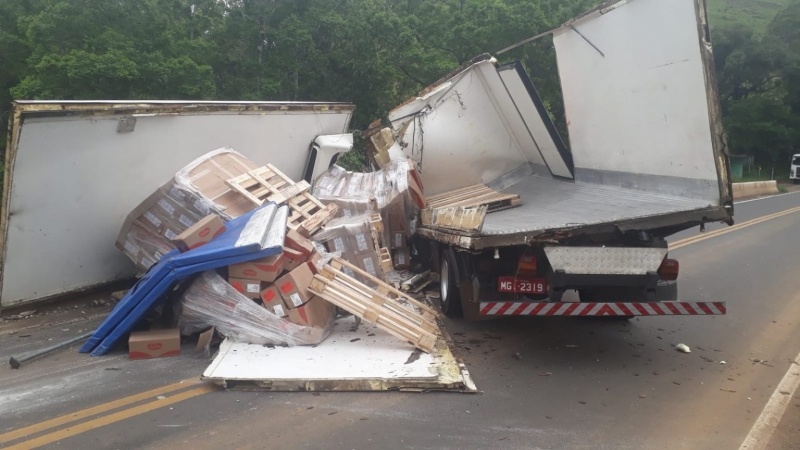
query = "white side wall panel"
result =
(2, 106, 352, 306)
(553, 0, 719, 201)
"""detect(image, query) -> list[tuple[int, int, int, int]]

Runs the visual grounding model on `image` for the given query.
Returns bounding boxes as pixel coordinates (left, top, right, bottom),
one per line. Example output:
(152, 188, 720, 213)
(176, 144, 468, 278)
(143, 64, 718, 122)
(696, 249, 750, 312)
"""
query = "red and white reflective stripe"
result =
(479, 301, 726, 316)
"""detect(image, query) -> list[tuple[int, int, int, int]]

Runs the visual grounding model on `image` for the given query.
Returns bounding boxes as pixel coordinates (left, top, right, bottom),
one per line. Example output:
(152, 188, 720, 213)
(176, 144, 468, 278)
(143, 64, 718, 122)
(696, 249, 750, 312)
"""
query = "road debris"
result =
(675, 343, 691, 353)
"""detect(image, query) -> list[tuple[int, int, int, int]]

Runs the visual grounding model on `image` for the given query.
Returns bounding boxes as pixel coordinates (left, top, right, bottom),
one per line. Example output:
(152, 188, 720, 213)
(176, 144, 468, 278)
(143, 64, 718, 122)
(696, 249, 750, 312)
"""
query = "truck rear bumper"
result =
(479, 301, 726, 316)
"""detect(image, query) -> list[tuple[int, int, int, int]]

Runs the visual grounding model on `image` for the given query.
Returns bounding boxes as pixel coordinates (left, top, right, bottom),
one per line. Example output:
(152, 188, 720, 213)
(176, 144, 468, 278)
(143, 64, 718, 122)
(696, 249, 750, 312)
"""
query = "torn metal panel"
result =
(202, 316, 477, 392)
(387, 59, 556, 195)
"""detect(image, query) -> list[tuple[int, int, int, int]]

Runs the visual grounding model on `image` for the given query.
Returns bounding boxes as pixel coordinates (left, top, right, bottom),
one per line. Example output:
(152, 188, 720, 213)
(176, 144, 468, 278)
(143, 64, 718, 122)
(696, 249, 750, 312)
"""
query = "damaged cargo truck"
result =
(388, 0, 731, 319)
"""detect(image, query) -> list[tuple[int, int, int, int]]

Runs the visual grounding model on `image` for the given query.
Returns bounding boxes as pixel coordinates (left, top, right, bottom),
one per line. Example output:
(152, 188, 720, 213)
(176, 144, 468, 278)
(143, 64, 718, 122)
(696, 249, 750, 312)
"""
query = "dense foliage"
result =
(1, 0, 798, 171)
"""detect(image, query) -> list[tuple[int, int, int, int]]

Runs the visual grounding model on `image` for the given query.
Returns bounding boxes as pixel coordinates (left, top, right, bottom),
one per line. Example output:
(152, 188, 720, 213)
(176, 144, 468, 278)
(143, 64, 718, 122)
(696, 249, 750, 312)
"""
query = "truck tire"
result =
(439, 249, 464, 318)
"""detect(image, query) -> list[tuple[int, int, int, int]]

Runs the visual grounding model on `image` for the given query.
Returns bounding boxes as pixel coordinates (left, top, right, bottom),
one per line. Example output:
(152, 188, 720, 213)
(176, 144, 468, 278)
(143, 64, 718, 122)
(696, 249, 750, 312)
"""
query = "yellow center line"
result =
(5, 384, 217, 450)
(0, 377, 201, 445)
(669, 205, 800, 251)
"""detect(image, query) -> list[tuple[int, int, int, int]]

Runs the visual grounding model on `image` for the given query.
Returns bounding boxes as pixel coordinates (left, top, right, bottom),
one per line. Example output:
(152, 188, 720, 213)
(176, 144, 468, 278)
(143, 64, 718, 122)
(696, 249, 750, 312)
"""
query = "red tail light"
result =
(518, 254, 538, 275)
(658, 258, 679, 281)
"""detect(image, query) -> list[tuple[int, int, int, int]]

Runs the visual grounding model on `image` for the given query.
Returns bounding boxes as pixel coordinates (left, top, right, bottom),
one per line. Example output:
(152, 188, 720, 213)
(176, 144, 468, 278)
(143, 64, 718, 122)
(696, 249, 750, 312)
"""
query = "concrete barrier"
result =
(732, 181, 779, 199)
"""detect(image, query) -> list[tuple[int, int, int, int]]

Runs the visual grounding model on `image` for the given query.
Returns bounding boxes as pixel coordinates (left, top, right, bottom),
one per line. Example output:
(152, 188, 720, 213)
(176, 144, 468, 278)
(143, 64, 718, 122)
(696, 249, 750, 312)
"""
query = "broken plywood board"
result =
(202, 316, 477, 392)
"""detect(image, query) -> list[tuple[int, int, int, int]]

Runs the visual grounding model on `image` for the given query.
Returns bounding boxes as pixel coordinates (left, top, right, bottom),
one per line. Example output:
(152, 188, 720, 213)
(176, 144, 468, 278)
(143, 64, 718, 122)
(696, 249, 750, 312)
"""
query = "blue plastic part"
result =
(170, 204, 279, 267)
(83, 204, 287, 356)
(79, 250, 180, 353)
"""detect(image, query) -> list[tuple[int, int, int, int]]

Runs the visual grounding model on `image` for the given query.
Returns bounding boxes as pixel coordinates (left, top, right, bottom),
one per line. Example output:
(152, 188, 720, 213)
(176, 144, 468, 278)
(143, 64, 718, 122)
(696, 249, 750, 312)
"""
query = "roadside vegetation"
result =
(0, 0, 798, 176)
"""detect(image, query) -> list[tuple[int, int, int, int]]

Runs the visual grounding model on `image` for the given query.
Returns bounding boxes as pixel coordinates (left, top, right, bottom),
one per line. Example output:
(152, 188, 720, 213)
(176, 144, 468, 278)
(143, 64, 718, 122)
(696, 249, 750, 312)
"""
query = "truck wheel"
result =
(439, 250, 464, 318)
(579, 287, 640, 320)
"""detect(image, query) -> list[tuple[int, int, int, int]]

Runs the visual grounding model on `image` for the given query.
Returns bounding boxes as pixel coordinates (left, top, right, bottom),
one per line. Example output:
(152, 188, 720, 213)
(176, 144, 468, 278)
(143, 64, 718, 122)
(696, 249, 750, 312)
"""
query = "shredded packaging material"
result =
(312, 160, 416, 210)
(179, 271, 334, 346)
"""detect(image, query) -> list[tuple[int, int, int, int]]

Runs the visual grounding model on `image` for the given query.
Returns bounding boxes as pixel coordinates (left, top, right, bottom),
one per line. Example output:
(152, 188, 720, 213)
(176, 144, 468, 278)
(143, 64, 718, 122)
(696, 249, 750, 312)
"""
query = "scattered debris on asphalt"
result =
(675, 343, 691, 353)
(52, 147, 475, 392)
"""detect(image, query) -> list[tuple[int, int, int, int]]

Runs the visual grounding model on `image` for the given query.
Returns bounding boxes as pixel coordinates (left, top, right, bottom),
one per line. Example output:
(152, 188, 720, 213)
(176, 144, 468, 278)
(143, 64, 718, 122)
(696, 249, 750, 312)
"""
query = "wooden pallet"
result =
(309, 258, 439, 352)
(226, 165, 338, 236)
(329, 257, 436, 318)
(368, 213, 385, 251)
(378, 247, 393, 273)
(426, 183, 521, 212)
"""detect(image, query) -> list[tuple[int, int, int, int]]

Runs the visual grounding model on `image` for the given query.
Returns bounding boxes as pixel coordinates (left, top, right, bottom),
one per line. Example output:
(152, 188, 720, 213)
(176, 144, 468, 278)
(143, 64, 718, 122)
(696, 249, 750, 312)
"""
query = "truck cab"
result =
(791, 154, 800, 184)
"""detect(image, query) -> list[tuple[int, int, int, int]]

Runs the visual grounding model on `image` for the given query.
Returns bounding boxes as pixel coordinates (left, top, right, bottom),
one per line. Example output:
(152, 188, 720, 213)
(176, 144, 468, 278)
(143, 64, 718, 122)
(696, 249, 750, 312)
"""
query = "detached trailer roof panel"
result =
(1, 101, 354, 308)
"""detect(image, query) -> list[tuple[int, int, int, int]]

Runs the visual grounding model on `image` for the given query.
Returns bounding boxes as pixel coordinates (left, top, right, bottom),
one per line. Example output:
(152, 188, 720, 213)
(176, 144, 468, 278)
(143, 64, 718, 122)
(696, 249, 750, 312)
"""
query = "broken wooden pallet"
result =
(226, 165, 338, 236)
(327, 257, 437, 319)
(309, 260, 438, 352)
(425, 183, 521, 212)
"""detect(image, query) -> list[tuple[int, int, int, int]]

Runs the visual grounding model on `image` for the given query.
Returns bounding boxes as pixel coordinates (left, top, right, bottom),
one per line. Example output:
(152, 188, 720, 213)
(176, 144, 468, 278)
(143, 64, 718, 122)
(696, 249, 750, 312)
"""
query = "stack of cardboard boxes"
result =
(311, 159, 425, 275)
(312, 216, 384, 285)
(226, 229, 332, 330)
(116, 148, 260, 271)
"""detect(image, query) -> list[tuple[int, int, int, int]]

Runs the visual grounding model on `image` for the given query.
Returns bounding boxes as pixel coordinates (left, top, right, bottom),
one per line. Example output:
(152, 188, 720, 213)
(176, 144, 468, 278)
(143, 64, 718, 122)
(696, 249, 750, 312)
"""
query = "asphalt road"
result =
(2, 192, 800, 449)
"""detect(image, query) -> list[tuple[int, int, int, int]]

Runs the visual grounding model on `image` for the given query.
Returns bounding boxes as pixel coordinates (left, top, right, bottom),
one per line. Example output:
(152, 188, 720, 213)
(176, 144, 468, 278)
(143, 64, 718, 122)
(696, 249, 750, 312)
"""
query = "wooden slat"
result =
(297, 203, 339, 237)
(426, 183, 520, 210)
(318, 268, 437, 334)
(309, 275, 438, 352)
(328, 257, 436, 316)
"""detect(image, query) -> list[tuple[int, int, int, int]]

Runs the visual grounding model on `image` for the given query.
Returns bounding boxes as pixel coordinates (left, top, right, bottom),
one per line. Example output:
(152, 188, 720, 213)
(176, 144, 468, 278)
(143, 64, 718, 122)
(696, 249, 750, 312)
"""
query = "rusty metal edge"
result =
(12, 100, 356, 120)
(0, 105, 23, 309)
(694, 0, 734, 224)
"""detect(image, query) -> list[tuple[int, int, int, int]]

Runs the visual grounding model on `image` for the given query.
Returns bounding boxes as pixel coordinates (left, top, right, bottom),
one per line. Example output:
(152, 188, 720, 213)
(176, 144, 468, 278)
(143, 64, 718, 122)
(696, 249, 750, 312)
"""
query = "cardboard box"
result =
(392, 248, 411, 270)
(282, 247, 307, 272)
(228, 253, 284, 282)
(275, 262, 315, 309)
(120, 221, 177, 272)
(353, 251, 382, 279)
(128, 328, 181, 360)
(260, 285, 288, 317)
(389, 231, 407, 250)
(383, 197, 408, 234)
(325, 235, 349, 255)
(287, 296, 335, 328)
(117, 181, 213, 248)
(172, 214, 226, 251)
(349, 230, 373, 253)
(228, 277, 262, 300)
(285, 229, 314, 257)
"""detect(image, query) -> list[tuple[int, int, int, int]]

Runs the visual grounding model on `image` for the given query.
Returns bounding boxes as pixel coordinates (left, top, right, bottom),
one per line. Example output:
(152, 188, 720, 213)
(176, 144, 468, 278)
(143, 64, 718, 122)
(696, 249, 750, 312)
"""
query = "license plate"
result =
(497, 277, 547, 294)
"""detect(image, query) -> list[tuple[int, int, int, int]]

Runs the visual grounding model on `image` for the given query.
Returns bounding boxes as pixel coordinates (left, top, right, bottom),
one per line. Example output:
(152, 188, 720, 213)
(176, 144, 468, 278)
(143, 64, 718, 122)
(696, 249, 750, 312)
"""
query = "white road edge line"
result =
(735, 190, 800, 204)
(739, 352, 800, 450)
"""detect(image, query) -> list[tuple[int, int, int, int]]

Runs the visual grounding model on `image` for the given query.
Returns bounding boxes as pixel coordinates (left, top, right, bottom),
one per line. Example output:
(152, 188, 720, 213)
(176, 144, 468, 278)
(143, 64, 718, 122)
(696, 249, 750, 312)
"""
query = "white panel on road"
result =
(554, 0, 720, 200)
(1, 102, 353, 307)
(203, 316, 476, 392)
